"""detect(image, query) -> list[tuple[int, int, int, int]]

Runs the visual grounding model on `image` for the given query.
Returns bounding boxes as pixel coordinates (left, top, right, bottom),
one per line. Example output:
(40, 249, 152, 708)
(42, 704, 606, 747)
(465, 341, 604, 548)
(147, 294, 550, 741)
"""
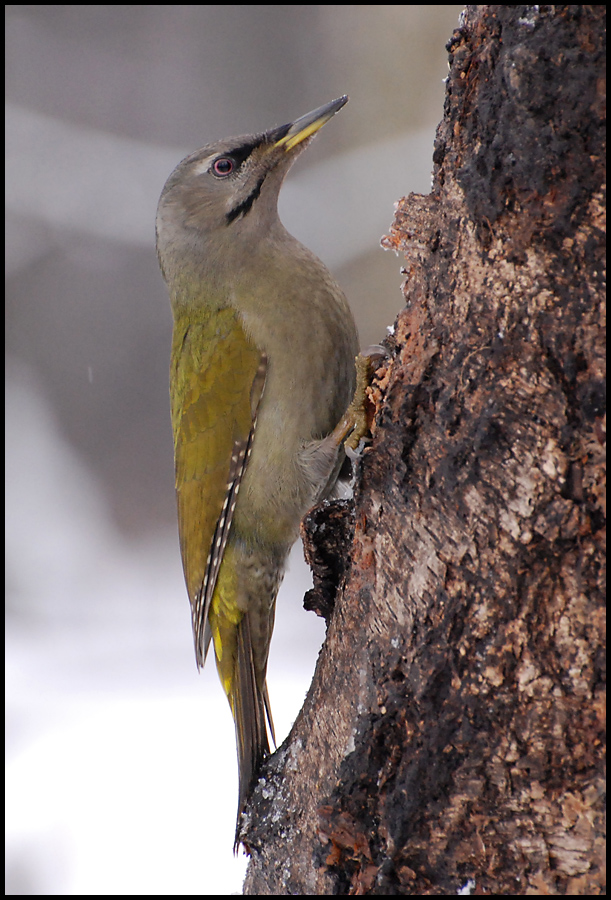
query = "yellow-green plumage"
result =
(170, 307, 264, 657)
(156, 97, 359, 847)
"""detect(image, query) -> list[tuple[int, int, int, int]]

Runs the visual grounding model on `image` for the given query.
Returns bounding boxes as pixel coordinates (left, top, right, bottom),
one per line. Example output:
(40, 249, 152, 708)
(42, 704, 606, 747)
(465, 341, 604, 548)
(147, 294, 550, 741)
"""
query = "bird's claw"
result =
(344, 351, 380, 453)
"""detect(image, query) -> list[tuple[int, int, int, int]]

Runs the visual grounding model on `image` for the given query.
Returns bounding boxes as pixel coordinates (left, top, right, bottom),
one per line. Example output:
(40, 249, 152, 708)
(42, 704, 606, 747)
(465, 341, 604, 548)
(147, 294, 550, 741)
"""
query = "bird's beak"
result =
(273, 96, 348, 152)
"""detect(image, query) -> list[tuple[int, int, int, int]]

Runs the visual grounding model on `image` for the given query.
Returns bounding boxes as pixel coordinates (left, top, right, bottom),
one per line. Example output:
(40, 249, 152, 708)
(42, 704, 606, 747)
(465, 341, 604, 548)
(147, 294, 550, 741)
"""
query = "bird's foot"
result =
(343, 346, 385, 454)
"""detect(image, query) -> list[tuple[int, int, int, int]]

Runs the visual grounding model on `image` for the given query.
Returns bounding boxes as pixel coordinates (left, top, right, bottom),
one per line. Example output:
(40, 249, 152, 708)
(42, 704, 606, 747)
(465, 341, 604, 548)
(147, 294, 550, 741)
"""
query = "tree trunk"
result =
(243, 6, 605, 894)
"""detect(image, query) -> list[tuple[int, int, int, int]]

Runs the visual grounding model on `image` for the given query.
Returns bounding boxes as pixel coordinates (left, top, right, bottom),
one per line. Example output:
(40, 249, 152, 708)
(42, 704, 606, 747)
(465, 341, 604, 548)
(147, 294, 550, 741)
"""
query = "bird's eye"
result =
(212, 157, 234, 177)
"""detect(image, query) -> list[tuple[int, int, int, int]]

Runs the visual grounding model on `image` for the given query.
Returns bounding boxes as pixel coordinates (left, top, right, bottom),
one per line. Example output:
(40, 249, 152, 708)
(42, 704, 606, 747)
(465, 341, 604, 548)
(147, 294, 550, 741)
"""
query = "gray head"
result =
(156, 97, 348, 277)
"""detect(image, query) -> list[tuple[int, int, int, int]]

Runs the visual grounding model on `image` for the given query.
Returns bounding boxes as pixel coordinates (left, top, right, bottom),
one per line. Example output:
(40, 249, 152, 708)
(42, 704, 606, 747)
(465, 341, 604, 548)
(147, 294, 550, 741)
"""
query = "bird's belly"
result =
(232, 410, 314, 548)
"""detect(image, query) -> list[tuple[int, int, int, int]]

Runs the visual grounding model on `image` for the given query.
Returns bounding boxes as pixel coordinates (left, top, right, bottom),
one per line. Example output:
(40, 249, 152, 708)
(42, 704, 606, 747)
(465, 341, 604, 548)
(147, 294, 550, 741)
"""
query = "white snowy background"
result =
(6, 6, 463, 894)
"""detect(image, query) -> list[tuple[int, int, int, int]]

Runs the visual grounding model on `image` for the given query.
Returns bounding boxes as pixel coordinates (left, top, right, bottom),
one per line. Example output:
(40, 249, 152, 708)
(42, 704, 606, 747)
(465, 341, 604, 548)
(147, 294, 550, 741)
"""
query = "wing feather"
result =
(170, 307, 266, 667)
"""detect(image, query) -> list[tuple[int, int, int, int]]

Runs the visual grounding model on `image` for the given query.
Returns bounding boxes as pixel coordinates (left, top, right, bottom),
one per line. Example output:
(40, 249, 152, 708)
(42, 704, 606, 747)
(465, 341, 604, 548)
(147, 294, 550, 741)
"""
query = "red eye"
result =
(212, 157, 234, 176)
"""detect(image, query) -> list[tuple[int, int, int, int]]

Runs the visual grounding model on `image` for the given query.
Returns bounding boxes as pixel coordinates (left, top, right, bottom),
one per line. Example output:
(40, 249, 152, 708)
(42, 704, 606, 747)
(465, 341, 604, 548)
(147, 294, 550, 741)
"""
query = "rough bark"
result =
(243, 6, 605, 894)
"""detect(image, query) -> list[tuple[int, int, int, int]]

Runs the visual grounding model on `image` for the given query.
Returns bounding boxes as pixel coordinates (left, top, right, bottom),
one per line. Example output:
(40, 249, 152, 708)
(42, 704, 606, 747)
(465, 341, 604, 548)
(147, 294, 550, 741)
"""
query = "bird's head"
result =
(156, 96, 348, 271)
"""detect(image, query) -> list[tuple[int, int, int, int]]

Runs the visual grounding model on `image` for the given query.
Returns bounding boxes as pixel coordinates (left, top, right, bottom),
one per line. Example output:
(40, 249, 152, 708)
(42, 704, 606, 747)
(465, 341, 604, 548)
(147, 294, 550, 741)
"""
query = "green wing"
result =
(170, 306, 266, 667)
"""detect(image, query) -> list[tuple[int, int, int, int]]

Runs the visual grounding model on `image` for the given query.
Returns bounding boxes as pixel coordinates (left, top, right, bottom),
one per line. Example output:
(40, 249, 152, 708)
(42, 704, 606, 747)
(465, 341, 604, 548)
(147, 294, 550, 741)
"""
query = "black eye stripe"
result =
(211, 139, 262, 177)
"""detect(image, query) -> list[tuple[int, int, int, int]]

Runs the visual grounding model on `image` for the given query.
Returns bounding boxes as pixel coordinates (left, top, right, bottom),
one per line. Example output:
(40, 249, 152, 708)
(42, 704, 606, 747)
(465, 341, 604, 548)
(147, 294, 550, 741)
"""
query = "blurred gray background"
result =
(6, 5, 463, 894)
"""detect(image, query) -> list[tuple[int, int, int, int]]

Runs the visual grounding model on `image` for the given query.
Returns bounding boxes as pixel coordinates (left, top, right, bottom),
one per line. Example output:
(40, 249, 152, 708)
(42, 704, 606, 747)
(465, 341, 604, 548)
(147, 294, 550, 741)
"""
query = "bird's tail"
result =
(231, 612, 274, 850)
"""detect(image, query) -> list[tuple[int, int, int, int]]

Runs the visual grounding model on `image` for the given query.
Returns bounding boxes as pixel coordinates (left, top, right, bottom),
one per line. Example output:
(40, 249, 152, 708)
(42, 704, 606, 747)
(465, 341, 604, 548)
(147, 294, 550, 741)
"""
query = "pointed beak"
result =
(272, 95, 348, 152)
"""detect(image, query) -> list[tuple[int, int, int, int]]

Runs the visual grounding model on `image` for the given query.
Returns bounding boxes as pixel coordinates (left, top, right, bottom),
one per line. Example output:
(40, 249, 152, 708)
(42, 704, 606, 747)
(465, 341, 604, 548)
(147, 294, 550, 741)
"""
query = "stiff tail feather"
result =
(232, 612, 273, 850)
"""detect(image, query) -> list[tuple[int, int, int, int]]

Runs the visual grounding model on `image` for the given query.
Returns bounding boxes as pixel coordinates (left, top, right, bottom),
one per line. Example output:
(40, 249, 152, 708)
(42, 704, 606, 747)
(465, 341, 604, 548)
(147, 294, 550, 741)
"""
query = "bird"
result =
(156, 96, 361, 847)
